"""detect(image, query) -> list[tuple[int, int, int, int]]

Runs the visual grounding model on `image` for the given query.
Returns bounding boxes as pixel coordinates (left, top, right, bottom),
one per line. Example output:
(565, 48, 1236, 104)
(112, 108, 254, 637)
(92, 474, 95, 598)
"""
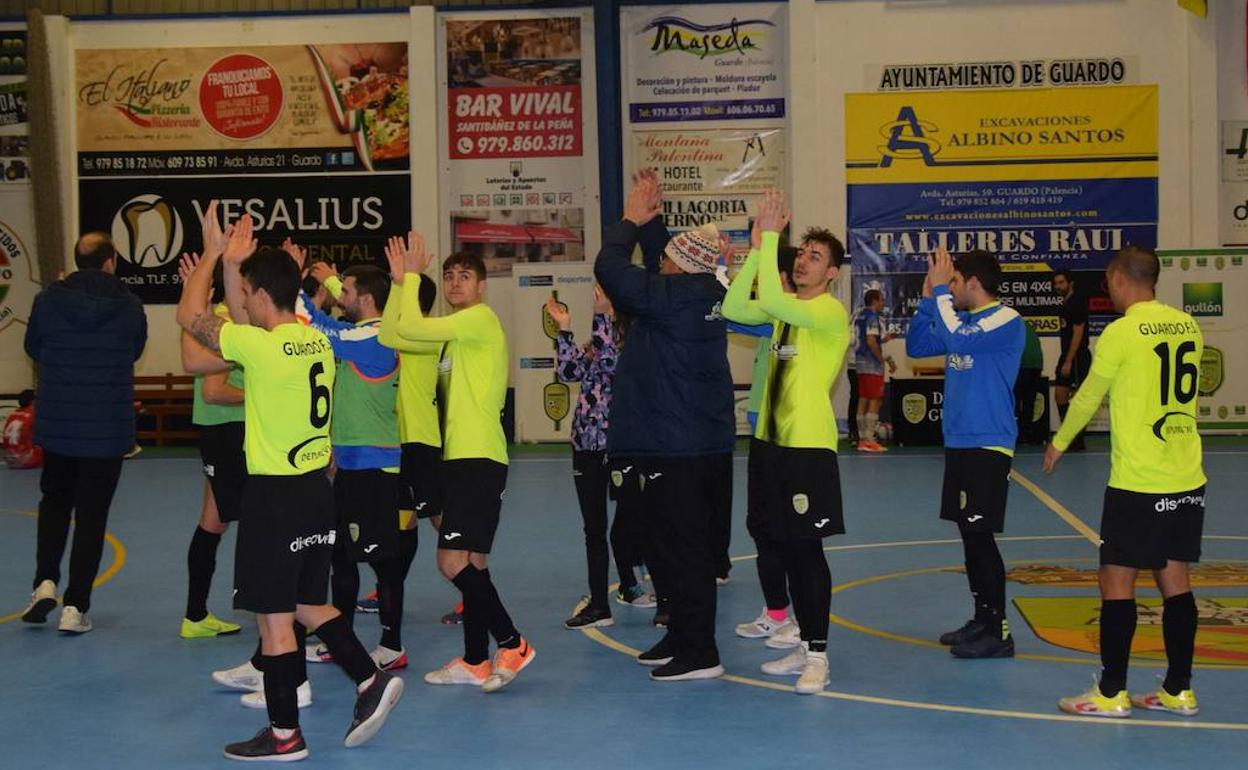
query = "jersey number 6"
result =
(309, 362, 331, 429)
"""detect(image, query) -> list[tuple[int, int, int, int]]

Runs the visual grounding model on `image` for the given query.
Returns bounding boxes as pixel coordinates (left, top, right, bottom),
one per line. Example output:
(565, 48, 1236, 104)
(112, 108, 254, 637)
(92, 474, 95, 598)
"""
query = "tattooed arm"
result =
(177, 249, 232, 373)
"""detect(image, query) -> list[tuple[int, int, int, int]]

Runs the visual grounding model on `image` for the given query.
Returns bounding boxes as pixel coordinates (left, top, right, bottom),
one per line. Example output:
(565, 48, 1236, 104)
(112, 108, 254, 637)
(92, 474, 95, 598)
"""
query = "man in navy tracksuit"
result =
(21, 233, 147, 634)
(595, 170, 734, 682)
(907, 247, 1024, 659)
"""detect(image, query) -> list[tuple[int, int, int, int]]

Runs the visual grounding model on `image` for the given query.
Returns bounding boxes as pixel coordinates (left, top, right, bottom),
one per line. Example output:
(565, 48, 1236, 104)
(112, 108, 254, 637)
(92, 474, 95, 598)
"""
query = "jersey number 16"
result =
(1153, 341, 1197, 406)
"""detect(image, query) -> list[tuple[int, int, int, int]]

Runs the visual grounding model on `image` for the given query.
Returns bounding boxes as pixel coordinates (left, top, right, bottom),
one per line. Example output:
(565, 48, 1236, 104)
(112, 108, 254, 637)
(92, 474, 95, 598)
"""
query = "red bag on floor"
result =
(3, 400, 42, 469)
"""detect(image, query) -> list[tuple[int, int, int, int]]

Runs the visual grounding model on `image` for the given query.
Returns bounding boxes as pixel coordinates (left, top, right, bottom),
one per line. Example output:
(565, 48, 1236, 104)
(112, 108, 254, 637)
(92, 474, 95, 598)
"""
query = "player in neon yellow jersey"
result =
(177, 215, 402, 761)
(1047, 245, 1206, 719)
(723, 190, 850, 694)
(384, 231, 534, 694)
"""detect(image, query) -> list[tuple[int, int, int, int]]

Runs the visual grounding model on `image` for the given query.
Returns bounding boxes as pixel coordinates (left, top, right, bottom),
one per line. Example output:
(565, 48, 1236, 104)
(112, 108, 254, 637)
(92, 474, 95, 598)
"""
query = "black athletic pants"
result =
(573, 450, 643, 610)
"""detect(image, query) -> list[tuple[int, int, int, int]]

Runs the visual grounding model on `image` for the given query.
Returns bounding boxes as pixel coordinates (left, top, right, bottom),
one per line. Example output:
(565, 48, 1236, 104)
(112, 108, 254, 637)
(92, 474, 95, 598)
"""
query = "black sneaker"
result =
(652, 601, 671, 628)
(938, 618, 987, 646)
(224, 727, 308, 762)
(951, 633, 1015, 659)
(650, 655, 724, 682)
(637, 636, 677, 667)
(344, 670, 405, 748)
(564, 604, 613, 630)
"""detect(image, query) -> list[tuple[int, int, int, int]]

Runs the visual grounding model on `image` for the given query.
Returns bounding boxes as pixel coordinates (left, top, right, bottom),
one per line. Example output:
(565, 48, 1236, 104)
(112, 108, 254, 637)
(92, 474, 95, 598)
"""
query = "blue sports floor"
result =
(1, 443, 1245, 768)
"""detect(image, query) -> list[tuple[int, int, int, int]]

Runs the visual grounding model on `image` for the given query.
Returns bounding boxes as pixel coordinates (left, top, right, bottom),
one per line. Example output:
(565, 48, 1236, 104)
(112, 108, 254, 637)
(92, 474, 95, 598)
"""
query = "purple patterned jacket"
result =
(556, 313, 618, 452)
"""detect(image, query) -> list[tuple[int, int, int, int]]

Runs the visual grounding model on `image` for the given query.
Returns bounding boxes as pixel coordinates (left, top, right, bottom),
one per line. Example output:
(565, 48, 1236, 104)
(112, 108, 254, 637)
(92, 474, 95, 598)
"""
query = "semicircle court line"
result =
(0, 507, 128, 624)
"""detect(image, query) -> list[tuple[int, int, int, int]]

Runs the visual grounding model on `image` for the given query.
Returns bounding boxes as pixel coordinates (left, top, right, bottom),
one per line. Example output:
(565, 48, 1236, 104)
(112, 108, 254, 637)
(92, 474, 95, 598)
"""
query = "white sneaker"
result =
(761, 646, 807, 676)
(716, 576, 731, 586)
(305, 642, 333, 663)
(57, 605, 92, 634)
(370, 645, 408, 671)
(240, 680, 313, 709)
(795, 653, 829, 694)
(764, 620, 801, 649)
(735, 608, 790, 639)
(21, 579, 58, 624)
(213, 660, 263, 692)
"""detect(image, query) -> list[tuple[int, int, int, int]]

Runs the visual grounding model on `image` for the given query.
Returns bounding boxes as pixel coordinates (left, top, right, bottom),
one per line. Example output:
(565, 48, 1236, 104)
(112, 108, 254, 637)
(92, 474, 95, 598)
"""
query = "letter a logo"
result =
(879, 106, 941, 167)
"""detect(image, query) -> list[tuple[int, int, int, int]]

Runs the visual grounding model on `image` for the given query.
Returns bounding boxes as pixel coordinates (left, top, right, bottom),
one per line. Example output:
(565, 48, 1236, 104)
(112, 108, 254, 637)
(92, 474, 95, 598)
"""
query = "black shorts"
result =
(335, 468, 400, 563)
(438, 458, 508, 554)
(940, 448, 1012, 533)
(233, 471, 335, 614)
(199, 422, 247, 523)
(400, 442, 443, 519)
(1100, 486, 1206, 569)
(749, 439, 844, 541)
(1054, 350, 1092, 388)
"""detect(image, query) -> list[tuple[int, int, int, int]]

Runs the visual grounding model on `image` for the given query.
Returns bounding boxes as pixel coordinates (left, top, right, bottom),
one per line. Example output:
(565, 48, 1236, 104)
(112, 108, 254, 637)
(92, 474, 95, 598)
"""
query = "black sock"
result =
(261, 652, 302, 730)
(1098, 599, 1137, 696)
(756, 537, 790, 613)
(329, 548, 360, 630)
(963, 531, 1007, 635)
(480, 568, 520, 648)
(785, 540, 831, 645)
(1162, 592, 1197, 695)
(452, 565, 491, 665)
(294, 622, 308, 683)
(375, 555, 407, 651)
(313, 613, 377, 686)
(185, 526, 221, 622)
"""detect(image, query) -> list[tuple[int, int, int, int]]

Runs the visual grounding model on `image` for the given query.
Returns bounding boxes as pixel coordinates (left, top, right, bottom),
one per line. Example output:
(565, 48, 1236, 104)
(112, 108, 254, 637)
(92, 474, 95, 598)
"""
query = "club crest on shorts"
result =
(611, 470, 623, 487)
(902, 392, 927, 424)
(349, 523, 360, 542)
(959, 491, 968, 510)
(792, 493, 810, 515)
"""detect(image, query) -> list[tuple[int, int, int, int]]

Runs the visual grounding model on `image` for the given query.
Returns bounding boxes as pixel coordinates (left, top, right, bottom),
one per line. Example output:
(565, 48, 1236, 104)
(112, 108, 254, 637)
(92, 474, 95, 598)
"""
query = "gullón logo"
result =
(111, 194, 184, 268)
(901, 392, 927, 424)
(645, 16, 772, 59)
(1182, 282, 1223, 317)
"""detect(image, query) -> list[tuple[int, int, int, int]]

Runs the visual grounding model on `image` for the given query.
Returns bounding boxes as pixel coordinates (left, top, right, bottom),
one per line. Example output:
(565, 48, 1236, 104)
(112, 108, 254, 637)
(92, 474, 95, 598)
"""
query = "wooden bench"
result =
(134, 373, 197, 446)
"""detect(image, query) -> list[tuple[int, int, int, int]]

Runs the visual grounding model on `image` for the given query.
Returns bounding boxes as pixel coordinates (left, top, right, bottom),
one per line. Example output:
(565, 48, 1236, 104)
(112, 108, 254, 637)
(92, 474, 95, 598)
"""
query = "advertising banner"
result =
(621, 4, 786, 123)
(0, 23, 34, 393)
(1157, 250, 1248, 434)
(440, 12, 595, 277)
(1219, 121, 1248, 246)
(512, 262, 595, 442)
(846, 85, 1158, 337)
(75, 42, 412, 304)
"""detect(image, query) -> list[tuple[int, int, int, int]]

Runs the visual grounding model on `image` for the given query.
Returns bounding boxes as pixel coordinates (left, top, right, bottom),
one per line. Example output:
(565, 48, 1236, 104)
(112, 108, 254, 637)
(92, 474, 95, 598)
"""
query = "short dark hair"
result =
(74, 232, 116, 271)
(343, 264, 391, 310)
(1052, 269, 1073, 283)
(801, 227, 845, 268)
(442, 252, 486, 281)
(301, 273, 322, 299)
(240, 247, 300, 312)
(1108, 245, 1159, 289)
(953, 249, 1003, 296)
(864, 288, 883, 306)
(777, 246, 798, 284)
(417, 273, 437, 314)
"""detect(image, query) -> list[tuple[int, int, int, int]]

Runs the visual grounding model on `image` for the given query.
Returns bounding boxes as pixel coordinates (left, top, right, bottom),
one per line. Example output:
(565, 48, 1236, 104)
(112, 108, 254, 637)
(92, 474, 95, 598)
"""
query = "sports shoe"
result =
(939, 618, 987, 646)
(356, 590, 380, 614)
(214, 660, 264, 692)
(21, 579, 57, 624)
(240, 680, 313, 710)
(305, 642, 333, 664)
(1058, 677, 1131, 718)
(58, 605, 92, 634)
(735, 608, 790, 639)
(762, 646, 807, 676)
(564, 604, 614, 630)
(181, 613, 242, 639)
(344, 670, 404, 748)
(652, 601, 671, 628)
(224, 727, 308, 762)
(440, 601, 464, 625)
(481, 637, 536, 693)
(370, 645, 408, 671)
(637, 636, 676, 667)
(123, 444, 143, 460)
(650, 656, 724, 682)
(951, 632, 1014, 659)
(1131, 686, 1199, 717)
(765, 621, 802, 649)
(424, 657, 492, 686)
(795, 653, 830, 695)
(856, 440, 887, 453)
(716, 575, 731, 586)
(615, 585, 656, 608)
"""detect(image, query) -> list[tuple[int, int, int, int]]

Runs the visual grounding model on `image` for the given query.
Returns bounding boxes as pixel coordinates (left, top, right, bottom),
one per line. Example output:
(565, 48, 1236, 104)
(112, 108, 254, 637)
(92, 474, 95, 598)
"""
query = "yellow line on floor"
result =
(1010, 469, 1101, 546)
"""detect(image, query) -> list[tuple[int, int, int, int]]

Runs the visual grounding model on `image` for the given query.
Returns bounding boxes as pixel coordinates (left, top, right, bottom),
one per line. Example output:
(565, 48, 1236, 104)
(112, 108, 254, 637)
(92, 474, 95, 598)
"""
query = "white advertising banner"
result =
(0, 23, 35, 393)
(512, 262, 595, 443)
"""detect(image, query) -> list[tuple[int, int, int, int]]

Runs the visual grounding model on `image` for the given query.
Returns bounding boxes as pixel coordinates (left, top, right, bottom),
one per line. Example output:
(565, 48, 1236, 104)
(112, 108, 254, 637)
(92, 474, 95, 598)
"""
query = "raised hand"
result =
(755, 189, 789, 234)
(592, 283, 613, 316)
(200, 201, 228, 259)
(222, 215, 256, 265)
(384, 235, 407, 284)
(929, 245, 955, 287)
(309, 260, 337, 284)
(177, 251, 201, 287)
(281, 237, 307, 270)
(403, 230, 432, 276)
(624, 168, 662, 226)
(545, 295, 571, 331)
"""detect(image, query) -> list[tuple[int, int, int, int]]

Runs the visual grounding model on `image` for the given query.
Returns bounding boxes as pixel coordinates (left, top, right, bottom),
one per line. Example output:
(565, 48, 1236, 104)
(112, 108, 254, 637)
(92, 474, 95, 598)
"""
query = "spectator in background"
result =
(1052, 270, 1090, 451)
(1015, 319, 1046, 445)
(854, 289, 896, 452)
(21, 232, 148, 634)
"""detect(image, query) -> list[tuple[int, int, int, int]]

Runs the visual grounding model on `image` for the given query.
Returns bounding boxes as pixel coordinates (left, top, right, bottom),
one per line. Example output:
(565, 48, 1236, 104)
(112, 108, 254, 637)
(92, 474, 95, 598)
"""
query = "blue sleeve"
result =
(594, 220, 674, 319)
(905, 297, 947, 358)
(928, 287, 1025, 354)
(301, 294, 395, 375)
(727, 321, 772, 338)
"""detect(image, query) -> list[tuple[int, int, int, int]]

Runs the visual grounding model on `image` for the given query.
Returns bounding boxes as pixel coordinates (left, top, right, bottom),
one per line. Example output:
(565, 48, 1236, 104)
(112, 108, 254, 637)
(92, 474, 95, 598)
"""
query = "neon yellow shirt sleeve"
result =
(1052, 370, 1112, 452)
(379, 279, 442, 353)
(758, 231, 840, 331)
(218, 322, 263, 366)
(722, 249, 771, 325)
(395, 272, 464, 342)
(324, 275, 344, 300)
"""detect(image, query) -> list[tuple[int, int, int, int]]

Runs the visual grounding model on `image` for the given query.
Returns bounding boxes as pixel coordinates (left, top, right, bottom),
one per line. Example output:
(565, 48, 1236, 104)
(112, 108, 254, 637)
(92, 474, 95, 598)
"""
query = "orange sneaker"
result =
(481, 637, 536, 693)
(857, 440, 888, 453)
(423, 657, 492, 686)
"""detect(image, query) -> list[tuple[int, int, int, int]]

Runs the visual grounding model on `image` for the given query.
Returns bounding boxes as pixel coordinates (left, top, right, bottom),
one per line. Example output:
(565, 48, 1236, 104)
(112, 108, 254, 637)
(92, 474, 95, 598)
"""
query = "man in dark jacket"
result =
(595, 169, 734, 682)
(21, 232, 147, 634)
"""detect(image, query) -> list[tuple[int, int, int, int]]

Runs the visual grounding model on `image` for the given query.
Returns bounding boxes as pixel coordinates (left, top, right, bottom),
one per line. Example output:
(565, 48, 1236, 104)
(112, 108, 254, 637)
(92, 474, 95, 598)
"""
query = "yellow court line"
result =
(1010, 469, 1101, 546)
(0, 507, 127, 624)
